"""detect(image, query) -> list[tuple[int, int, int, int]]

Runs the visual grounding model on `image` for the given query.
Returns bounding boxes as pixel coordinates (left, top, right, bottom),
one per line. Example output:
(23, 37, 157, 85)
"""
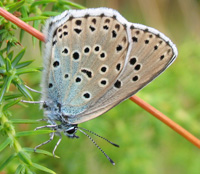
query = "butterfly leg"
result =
(20, 100, 44, 104)
(34, 132, 55, 152)
(34, 124, 57, 130)
(25, 85, 42, 94)
(36, 118, 49, 122)
(52, 132, 62, 156)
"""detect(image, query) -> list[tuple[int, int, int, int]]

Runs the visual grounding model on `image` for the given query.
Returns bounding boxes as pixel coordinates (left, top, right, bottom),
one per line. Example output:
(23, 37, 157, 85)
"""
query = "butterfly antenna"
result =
(78, 127, 119, 147)
(78, 128, 115, 165)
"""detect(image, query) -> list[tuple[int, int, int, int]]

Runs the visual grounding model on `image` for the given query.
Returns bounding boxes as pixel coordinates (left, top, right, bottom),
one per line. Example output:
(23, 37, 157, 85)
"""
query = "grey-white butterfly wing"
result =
(42, 8, 177, 124)
(42, 8, 131, 117)
(66, 22, 177, 124)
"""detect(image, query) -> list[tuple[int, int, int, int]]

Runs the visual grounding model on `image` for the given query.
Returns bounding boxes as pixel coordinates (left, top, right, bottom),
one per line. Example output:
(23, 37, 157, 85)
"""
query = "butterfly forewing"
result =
(43, 10, 130, 116)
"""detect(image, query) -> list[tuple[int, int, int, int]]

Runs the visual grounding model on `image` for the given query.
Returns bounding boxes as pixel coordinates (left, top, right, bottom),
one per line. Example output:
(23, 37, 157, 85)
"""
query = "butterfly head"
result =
(59, 123, 79, 138)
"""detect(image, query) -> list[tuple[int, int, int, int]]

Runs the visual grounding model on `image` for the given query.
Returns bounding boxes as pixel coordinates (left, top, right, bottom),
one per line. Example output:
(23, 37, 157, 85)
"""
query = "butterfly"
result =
(34, 7, 178, 165)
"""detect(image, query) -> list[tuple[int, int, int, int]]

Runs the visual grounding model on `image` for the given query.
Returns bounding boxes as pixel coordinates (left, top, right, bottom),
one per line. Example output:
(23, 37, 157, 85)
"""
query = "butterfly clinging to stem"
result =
(32, 7, 177, 165)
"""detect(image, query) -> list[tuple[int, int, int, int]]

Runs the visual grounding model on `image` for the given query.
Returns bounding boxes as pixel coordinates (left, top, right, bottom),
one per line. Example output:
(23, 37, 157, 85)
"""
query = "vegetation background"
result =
(1, 0, 200, 173)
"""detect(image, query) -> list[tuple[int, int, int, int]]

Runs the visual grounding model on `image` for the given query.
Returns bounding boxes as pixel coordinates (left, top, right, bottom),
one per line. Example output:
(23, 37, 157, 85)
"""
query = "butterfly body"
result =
(36, 8, 177, 161)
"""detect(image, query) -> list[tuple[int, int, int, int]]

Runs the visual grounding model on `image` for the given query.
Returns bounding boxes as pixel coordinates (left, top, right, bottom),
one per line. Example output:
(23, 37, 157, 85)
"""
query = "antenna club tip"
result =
(110, 160, 115, 165)
(113, 144, 120, 148)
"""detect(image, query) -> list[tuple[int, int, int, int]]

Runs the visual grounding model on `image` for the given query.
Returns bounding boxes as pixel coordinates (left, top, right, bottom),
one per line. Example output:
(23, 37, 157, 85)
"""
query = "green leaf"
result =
(32, 20, 40, 45)
(19, 28, 25, 42)
(3, 98, 21, 110)
(18, 151, 32, 165)
(10, 119, 39, 124)
(14, 82, 33, 100)
(16, 68, 39, 75)
(15, 60, 34, 69)
(23, 147, 59, 158)
(11, 48, 26, 67)
(0, 76, 10, 102)
(60, 0, 85, 9)
(39, 40, 42, 53)
(21, 16, 48, 22)
(0, 29, 6, 34)
(6, 42, 12, 53)
(5, 58, 12, 72)
(16, 130, 54, 137)
(7, 0, 25, 13)
(0, 67, 6, 74)
(6, 73, 15, 92)
(15, 164, 24, 174)
(0, 137, 12, 153)
(4, 93, 23, 100)
(32, 163, 56, 174)
(0, 52, 5, 66)
(7, 50, 14, 60)
(0, 154, 16, 171)
(31, 0, 57, 7)
(41, 11, 60, 16)
(20, 6, 28, 18)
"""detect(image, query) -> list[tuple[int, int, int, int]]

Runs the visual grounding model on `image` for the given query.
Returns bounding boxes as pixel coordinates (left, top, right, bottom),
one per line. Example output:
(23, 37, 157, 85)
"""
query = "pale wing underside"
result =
(42, 10, 130, 116)
(42, 8, 177, 124)
(68, 23, 177, 124)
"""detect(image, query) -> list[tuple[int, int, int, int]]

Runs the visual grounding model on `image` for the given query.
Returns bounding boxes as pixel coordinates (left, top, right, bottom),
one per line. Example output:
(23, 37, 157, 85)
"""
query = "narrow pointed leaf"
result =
(8, 0, 25, 13)
(6, 42, 12, 54)
(11, 48, 26, 67)
(15, 164, 24, 174)
(20, 6, 28, 18)
(31, 0, 57, 7)
(15, 60, 34, 69)
(18, 151, 32, 165)
(14, 82, 33, 100)
(4, 93, 23, 100)
(32, 163, 56, 174)
(32, 20, 40, 45)
(41, 11, 60, 16)
(16, 130, 54, 137)
(6, 74, 15, 92)
(60, 0, 85, 9)
(0, 76, 10, 102)
(10, 119, 39, 124)
(19, 29, 25, 42)
(7, 51, 14, 60)
(21, 16, 48, 22)
(3, 98, 21, 110)
(0, 53, 5, 66)
(16, 68, 39, 75)
(0, 137, 12, 153)
(0, 154, 15, 171)
(6, 58, 12, 72)
(23, 147, 59, 158)
(0, 67, 6, 74)
(39, 40, 42, 53)
(0, 29, 6, 34)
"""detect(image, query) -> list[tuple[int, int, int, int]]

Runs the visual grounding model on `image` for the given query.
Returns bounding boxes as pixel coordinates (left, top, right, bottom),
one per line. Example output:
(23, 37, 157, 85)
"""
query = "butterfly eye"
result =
(66, 127, 76, 134)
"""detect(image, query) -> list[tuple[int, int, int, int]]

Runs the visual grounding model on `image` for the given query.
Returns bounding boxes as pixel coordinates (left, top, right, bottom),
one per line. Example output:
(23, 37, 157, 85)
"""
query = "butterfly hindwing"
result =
(67, 22, 177, 124)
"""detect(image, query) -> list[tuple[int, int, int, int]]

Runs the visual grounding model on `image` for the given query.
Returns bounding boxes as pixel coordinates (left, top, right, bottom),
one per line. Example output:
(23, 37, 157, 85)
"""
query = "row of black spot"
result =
(48, 80, 91, 99)
(61, 46, 107, 60)
(130, 26, 171, 61)
(57, 24, 119, 39)
(48, 75, 139, 90)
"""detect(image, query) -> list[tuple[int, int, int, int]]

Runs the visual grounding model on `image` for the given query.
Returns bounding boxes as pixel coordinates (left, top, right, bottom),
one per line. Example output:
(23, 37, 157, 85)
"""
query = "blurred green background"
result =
(4, 0, 200, 173)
